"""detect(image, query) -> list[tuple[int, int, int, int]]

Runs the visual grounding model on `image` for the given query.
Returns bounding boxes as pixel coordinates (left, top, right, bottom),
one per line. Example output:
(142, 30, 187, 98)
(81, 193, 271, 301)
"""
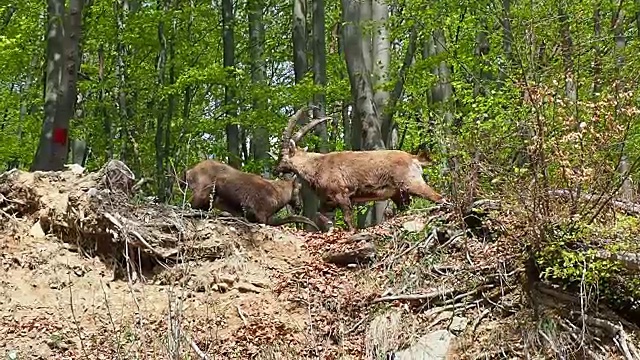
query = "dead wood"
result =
(323, 242, 376, 266)
(595, 250, 640, 272)
(371, 287, 456, 304)
(0, 160, 274, 279)
(549, 189, 640, 215)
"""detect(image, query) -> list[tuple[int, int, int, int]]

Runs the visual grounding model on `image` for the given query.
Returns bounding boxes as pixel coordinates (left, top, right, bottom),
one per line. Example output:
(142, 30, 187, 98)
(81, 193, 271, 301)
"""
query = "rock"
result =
(365, 309, 403, 359)
(347, 233, 378, 243)
(323, 242, 376, 266)
(215, 283, 229, 292)
(6, 349, 18, 360)
(403, 220, 425, 233)
(64, 163, 85, 175)
(394, 330, 454, 360)
(448, 316, 468, 334)
(29, 221, 46, 239)
(235, 282, 262, 294)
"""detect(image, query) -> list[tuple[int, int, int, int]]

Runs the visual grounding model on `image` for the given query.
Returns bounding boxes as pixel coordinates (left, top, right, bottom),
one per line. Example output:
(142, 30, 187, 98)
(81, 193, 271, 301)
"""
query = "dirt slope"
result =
(0, 164, 638, 360)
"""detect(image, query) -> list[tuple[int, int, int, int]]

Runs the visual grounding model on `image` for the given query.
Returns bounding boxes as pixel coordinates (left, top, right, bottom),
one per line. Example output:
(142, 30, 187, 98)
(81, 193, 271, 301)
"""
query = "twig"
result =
(236, 304, 248, 326)
(538, 329, 565, 360)
(578, 314, 639, 360)
(382, 230, 436, 267)
(345, 315, 369, 335)
(423, 301, 480, 317)
(441, 284, 495, 305)
(471, 308, 491, 338)
(0, 193, 26, 205)
(100, 279, 123, 360)
(557, 319, 603, 360)
(131, 178, 149, 192)
(68, 271, 89, 359)
(183, 332, 210, 360)
(104, 212, 167, 258)
(371, 287, 456, 304)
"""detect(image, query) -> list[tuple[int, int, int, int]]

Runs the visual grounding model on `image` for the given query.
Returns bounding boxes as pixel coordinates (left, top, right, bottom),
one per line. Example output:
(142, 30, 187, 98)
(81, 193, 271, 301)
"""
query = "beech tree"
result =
(31, 0, 84, 171)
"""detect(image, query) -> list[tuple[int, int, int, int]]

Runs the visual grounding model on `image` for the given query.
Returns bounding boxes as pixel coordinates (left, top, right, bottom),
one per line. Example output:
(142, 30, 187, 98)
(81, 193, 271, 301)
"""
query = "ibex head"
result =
(274, 106, 331, 176)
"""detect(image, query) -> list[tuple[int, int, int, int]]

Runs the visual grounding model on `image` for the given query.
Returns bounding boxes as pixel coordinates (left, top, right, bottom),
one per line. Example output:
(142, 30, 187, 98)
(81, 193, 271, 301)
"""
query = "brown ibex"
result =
(274, 107, 450, 231)
(182, 159, 319, 230)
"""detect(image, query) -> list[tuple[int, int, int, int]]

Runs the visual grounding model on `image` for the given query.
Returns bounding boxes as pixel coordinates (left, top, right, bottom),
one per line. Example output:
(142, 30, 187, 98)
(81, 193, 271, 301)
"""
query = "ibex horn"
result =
(291, 117, 332, 143)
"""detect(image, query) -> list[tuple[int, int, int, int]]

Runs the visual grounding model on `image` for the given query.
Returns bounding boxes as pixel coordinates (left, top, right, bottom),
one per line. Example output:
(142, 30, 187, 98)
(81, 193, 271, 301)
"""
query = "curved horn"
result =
(283, 107, 308, 142)
(281, 107, 309, 158)
(291, 117, 332, 143)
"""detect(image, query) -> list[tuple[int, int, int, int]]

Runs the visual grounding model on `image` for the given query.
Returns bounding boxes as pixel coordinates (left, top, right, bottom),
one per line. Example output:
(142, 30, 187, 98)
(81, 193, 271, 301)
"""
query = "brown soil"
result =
(0, 165, 637, 359)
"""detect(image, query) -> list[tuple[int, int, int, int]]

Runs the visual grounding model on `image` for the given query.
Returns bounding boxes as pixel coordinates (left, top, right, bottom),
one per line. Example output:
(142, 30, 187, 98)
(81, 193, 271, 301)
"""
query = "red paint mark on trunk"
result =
(52, 128, 68, 145)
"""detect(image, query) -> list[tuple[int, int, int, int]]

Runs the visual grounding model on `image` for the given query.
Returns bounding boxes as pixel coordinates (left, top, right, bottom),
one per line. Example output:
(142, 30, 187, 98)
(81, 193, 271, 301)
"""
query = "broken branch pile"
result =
(0, 161, 264, 278)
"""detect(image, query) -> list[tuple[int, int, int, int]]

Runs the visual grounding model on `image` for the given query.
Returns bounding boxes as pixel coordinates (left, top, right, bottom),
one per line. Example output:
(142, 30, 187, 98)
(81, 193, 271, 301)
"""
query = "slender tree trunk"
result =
(342, 0, 385, 229)
(499, 0, 512, 84)
(342, 0, 384, 151)
(98, 44, 112, 160)
(13, 56, 39, 169)
(593, 4, 602, 95)
(424, 29, 454, 187)
(612, 8, 632, 201)
(164, 10, 176, 200)
(293, 0, 307, 82)
(307, 0, 330, 229)
(114, 0, 140, 171)
(248, 0, 269, 176)
(222, 0, 240, 168)
(359, 0, 372, 74)
(293, 0, 317, 229)
(155, 4, 167, 200)
(559, 6, 576, 102)
(366, 0, 391, 224)
(32, 0, 83, 171)
(474, 16, 490, 96)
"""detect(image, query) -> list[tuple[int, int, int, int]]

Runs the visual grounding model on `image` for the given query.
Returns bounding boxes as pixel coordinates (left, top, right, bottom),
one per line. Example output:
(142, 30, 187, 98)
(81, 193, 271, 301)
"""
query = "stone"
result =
(393, 330, 454, 360)
(29, 221, 46, 239)
(403, 220, 426, 233)
(448, 316, 468, 334)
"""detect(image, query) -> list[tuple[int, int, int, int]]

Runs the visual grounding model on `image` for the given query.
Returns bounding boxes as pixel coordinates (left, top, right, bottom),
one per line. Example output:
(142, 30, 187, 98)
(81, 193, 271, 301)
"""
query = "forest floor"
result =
(0, 162, 638, 359)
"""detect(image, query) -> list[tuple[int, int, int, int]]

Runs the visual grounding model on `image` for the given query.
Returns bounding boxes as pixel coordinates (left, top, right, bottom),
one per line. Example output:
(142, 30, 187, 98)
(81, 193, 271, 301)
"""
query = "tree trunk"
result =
(363, 0, 391, 225)
(293, 0, 307, 82)
(359, 0, 372, 74)
(613, 8, 632, 201)
(164, 10, 176, 201)
(98, 44, 112, 161)
(474, 16, 490, 97)
(293, 0, 317, 229)
(114, 0, 140, 172)
(423, 29, 454, 185)
(32, 0, 83, 171)
(222, 0, 240, 168)
(499, 0, 512, 84)
(559, 6, 576, 102)
(593, 4, 602, 95)
(308, 0, 330, 229)
(155, 4, 167, 200)
(248, 0, 269, 177)
(342, 0, 385, 229)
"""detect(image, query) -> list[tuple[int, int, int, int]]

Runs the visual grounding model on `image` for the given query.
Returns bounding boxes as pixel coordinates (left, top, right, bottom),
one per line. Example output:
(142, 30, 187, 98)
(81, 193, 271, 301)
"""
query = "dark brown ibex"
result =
(182, 159, 319, 230)
(274, 107, 450, 231)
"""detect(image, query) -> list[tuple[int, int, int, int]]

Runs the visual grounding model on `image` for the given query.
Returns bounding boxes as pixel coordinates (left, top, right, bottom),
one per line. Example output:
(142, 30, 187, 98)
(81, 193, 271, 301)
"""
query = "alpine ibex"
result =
(182, 159, 319, 230)
(274, 107, 450, 231)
